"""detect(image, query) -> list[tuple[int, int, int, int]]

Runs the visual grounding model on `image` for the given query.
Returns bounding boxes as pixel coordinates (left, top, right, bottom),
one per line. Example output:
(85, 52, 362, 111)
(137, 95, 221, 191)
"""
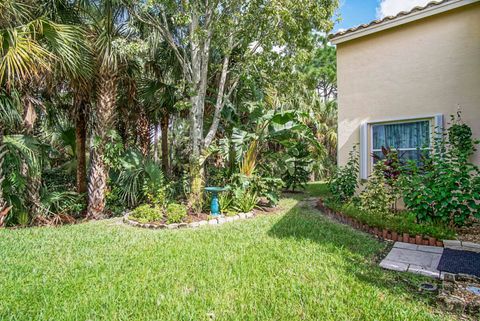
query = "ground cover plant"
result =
(0, 185, 454, 320)
(320, 182, 455, 240)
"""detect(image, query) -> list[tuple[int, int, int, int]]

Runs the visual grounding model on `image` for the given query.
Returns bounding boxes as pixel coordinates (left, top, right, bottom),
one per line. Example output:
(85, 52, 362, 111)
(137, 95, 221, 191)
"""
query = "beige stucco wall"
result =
(336, 3, 480, 172)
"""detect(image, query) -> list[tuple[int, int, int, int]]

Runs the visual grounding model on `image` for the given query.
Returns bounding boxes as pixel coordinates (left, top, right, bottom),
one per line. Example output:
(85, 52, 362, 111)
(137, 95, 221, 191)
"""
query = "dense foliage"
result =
(401, 113, 480, 226)
(359, 162, 396, 214)
(0, 0, 339, 227)
(329, 112, 479, 228)
(329, 146, 359, 203)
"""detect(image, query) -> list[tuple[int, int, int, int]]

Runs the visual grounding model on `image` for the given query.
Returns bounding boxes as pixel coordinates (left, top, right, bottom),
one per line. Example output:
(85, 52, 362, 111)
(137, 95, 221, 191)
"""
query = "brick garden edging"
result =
(316, 199, 444, 247)
(123, 211, 255, 230)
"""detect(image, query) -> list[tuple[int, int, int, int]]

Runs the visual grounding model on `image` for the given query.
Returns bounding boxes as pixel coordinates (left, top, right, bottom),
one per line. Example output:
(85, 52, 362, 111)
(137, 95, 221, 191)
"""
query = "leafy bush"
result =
(219, 191, 235, 214)
(251, 176, 283, 207)
(281, 142, 312, 191)
(105, 184, 125, 216)
(359, 161, 396, 214)
(401, 114, 480, 226)
(324, 199, 455, 240)
(113, 149, 169, 209)
(129, 205, 162, 223)
(234, 189, 258, 213)
(41, 190, 85, 215)
(166, 203, 187, 224)
(143, 161, 169, 208)
(329, 146, 359, 202)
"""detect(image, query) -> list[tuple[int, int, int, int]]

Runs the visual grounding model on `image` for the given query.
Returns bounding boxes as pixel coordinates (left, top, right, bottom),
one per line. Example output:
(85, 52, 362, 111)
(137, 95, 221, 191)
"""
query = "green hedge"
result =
(323, 199, 456, 240)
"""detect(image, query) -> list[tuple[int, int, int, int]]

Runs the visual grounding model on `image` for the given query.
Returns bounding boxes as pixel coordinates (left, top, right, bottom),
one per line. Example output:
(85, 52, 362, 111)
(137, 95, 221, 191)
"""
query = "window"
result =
(372, 120, 430, 162)
(359, 115, 443, 179)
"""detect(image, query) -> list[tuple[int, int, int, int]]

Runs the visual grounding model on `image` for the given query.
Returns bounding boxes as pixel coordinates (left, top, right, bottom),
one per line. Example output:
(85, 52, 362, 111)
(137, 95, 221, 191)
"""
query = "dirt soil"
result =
(456, 221, 480, 244)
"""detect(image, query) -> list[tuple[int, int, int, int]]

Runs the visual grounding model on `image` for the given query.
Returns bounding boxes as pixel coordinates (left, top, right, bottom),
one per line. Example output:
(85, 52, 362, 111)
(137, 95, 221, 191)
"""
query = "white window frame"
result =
(360, 114, 443, 180)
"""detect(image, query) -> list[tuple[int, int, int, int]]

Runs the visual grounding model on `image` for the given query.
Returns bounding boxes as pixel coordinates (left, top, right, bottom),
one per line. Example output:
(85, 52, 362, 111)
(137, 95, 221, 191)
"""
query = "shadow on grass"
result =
(267, 198, 440, 307)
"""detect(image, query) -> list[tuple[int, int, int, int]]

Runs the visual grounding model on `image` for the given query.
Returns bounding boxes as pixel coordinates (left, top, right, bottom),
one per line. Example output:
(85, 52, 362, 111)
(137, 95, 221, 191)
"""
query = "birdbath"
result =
(204, 187, 226, 217)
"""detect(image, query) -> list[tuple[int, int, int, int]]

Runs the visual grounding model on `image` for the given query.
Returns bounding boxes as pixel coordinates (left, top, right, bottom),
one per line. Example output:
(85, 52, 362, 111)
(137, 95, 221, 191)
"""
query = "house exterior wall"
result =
(336, 3, 480, 173)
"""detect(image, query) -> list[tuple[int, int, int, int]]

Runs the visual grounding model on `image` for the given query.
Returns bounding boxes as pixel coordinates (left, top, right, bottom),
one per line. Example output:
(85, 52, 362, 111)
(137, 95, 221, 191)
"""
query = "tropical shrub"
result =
(219, 191, 235, 214)
(129, 205, 162, 223)
(359, 162, 396, 214)
(41, 191, 85, 216)
(401, 114, 480, 226)
(371, 147, 403, 211)
(166, 203, 187, 224)
(329, 146, 359, 202)
(105, 185, 125, 216)
(234, 189, 258, 213)
(281, 142, 312, 192)
(110, 149, 169, 210)
(250, 176, 284, 207)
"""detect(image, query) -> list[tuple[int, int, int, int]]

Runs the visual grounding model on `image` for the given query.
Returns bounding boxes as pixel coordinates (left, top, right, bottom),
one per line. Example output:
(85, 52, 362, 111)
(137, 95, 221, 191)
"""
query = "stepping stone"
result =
(380, 241, 443, 278)
(379, 260, 408, 272)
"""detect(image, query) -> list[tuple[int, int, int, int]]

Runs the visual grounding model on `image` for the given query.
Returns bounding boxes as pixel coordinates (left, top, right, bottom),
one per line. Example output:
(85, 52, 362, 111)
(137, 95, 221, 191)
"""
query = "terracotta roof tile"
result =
(330, 0, 451, 40)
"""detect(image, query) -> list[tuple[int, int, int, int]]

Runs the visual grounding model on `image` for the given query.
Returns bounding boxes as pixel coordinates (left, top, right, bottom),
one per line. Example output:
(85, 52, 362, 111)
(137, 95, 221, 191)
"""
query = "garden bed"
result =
(316, 198, 456, 245)
(124, 211, 255, 229)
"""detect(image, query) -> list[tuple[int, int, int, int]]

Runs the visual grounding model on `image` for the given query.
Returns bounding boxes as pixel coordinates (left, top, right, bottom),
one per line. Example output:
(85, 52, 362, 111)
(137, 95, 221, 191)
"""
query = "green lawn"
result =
(0, 184, 452, 320)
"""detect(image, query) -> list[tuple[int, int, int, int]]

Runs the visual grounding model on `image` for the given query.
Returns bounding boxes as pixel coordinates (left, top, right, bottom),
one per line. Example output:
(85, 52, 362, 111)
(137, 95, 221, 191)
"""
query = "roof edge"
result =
(330, 0, 479, 45)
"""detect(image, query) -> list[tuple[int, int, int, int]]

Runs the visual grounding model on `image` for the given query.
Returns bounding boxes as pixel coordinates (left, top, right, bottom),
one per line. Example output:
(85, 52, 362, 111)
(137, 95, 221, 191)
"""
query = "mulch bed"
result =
(456, 222, 480, 244)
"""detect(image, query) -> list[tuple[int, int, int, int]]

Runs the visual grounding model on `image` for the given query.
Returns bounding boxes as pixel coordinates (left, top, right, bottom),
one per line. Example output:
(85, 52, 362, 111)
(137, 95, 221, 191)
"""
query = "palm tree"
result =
(0, 89, 21, 226)
(79, 0, 129, 219)
(0, 0, 88, 224)
(139, 39, 183, 175)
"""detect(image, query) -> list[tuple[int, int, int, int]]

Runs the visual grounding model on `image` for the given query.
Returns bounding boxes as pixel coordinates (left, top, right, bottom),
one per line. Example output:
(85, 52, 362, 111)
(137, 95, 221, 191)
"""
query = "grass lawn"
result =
(0, 184, 452, 320)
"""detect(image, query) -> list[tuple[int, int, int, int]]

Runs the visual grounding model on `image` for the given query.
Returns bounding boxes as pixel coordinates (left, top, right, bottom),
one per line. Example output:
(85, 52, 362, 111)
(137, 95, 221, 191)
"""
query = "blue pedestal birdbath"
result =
(205, 187, 226, 216)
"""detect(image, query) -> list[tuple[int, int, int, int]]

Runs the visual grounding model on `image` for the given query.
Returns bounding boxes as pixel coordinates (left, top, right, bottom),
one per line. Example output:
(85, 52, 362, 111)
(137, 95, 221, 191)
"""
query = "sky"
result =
(334, 0, 433, 32)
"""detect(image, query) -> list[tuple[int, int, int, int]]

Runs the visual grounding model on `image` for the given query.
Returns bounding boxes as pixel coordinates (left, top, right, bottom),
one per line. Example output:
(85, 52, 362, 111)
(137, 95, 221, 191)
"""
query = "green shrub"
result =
(145, 186, 169, 209)
(142, 161, 169, 209)
(329, 146, 359, 203)
(219, 191, 235, 214)
(166, 203, 187, 224)
(105, 184, 125, 216)
(401, 114, 480, 226)
(223, 209, 239, 217)
(234, 189, 258, 213)
(359, 161, 396, 214)
(324, 199, 455, 240)
(129, 205, 162, 223)
(253, 176, 284, 207)
(281, 141, 312, 192)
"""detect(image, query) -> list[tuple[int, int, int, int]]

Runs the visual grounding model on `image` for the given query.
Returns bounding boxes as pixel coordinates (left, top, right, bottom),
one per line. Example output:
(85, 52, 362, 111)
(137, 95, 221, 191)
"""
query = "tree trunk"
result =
(187, 17, 211, 211)
(137, 108, 150, 157)
(0, 127, 11, 227)
(22, 100, 41, 219)
(87, 71, 117, 219)
(187, 159, 205, 214)
(74, 96, 88, 195)
(160, 113, 170, 176)
(153, 124, 159, 163)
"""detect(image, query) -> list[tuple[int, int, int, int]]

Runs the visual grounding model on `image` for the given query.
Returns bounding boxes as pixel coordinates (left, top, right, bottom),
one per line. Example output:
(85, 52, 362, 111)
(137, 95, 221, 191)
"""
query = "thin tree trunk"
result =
(153, 124, 159, 163)
(87, 71, 117, 219)
(74, 96, 88, 195)
(160, 113, 170, 176)
(170, 116, 175, 172)
(187, 15, 211, 211)
(0, 127, 11, 227)
(22, 100, 41, 219)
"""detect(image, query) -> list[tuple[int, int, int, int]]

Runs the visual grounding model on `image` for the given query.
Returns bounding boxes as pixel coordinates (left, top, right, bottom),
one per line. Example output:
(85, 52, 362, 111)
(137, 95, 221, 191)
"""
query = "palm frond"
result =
(3, 134, 40, 172)
(0, 88, 22, 128)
